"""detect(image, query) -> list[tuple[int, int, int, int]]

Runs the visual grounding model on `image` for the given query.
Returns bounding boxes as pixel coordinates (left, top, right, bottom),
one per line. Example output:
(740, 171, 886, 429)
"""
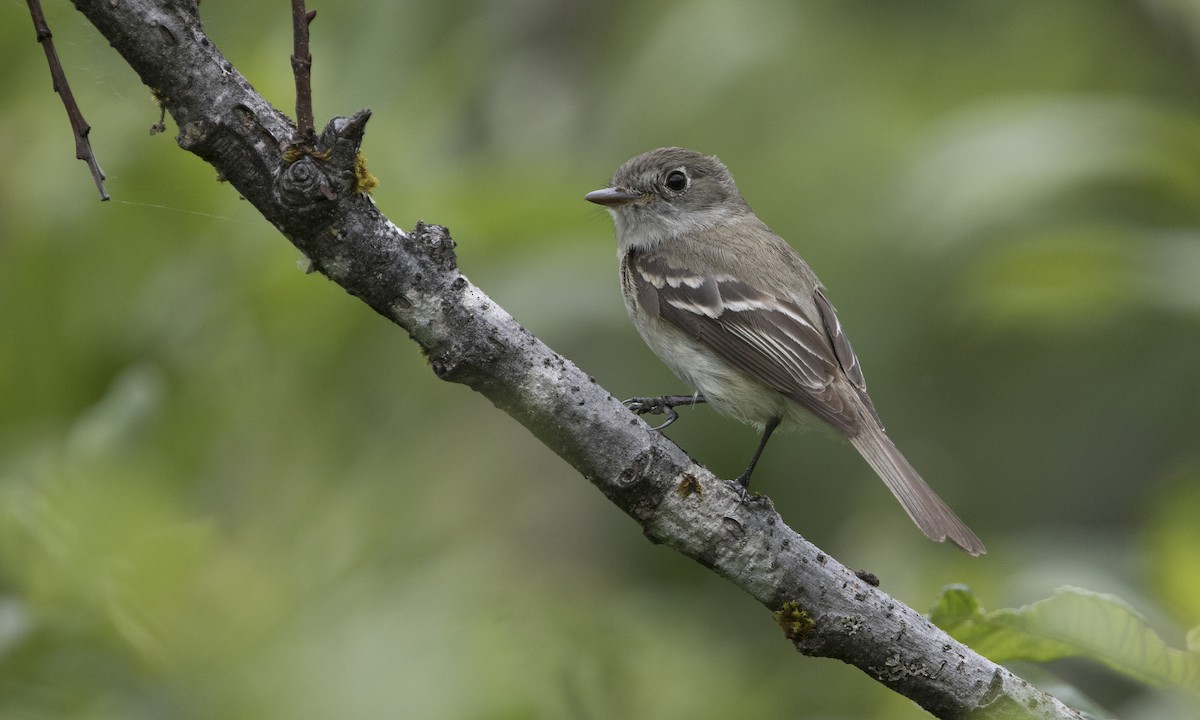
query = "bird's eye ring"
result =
(664, 169, 688, 192)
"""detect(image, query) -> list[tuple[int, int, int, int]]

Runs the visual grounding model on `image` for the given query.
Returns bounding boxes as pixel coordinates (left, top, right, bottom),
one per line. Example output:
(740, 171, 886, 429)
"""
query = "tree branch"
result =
(27, 0, 108, 200)
(288, 0, 316, 147)
(66, 1, 1080, 717)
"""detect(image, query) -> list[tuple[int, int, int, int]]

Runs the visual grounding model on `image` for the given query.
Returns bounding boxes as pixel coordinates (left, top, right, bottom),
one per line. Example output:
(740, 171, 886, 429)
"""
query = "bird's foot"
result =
(725, 475, 751, 504)
(623, 394, 706, 431)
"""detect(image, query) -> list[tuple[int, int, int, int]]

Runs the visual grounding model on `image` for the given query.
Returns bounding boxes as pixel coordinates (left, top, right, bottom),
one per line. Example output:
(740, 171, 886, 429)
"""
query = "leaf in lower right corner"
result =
(930, 585, 1200, 693)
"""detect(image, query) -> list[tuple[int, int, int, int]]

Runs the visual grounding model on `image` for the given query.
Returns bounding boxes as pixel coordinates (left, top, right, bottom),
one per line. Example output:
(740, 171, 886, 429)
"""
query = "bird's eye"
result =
(664, 169, 688, 192)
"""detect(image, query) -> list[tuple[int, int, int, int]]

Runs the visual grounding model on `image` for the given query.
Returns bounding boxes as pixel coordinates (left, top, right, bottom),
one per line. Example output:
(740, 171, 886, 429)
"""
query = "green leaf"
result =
(928, 584, 981, 631)
(930, 585, 1200, 693)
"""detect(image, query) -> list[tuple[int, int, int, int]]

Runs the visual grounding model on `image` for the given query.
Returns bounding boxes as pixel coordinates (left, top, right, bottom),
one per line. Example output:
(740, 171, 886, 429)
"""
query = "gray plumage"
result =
(587, 147, 984, 556)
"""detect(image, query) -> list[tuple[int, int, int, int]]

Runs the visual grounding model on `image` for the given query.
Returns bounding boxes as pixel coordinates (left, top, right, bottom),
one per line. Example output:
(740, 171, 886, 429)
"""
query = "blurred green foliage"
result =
(2, 0, 1199, 717)
(931, 585, 1200, 693)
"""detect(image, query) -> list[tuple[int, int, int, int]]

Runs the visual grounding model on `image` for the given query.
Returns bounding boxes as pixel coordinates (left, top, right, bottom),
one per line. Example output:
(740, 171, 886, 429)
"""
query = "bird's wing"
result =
(813, 286, 883, 427)
(629, 251, 866, 435)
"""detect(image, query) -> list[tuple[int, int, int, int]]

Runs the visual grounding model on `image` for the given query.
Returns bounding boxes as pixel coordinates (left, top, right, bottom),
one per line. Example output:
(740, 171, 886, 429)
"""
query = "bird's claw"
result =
(623, 394, 705, 431)
(623, 396, 680, 430)
(726, 476, 751, 504)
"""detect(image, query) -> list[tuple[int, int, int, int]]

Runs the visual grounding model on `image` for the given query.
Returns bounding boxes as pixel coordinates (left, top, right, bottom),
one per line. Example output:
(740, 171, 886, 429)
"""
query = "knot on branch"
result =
(613, 445, 674, 523)
(279, 153, 331, 203)
(277, 109, 372, 212)
(411, 221, 459, 272)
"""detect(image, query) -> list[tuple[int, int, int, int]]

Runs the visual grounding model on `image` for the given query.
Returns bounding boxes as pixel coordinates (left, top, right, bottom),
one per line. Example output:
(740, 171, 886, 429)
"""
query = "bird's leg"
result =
(729, 417, 781, 501)
(624, 393, 707, 431)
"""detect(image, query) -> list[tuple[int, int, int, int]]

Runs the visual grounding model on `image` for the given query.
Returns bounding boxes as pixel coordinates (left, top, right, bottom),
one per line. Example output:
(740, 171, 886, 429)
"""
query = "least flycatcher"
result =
(586, 147, 984, 555)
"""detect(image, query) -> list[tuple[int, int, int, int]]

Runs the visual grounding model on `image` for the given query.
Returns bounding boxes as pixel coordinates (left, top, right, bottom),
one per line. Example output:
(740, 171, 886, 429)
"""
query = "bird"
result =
(585, 147, 984, 555)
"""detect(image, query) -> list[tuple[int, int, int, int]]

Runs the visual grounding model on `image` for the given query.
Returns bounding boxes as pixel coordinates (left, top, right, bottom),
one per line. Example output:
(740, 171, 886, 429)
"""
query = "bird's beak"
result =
(585, 187, 644, 206)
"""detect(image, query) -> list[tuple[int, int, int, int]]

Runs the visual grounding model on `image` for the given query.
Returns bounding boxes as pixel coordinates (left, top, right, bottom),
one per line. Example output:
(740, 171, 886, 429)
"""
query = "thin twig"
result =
(27, 0, 109, 200)
(290, 0, 317, 146)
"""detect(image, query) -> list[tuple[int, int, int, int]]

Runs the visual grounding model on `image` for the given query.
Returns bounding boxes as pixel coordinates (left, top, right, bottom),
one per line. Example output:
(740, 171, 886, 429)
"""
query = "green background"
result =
(2, 1, 1198, 717)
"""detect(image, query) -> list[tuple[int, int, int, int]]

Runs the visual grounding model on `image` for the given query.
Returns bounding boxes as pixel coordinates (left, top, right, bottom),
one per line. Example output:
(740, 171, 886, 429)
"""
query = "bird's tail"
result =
(849, 424, 985, 556)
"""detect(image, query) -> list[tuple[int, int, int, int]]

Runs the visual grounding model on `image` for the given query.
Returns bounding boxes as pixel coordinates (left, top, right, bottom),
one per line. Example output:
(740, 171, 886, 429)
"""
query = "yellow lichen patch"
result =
(676, 473, 702, 498)
(774, 601, 815, 641)
(355, 152, 379, 194)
